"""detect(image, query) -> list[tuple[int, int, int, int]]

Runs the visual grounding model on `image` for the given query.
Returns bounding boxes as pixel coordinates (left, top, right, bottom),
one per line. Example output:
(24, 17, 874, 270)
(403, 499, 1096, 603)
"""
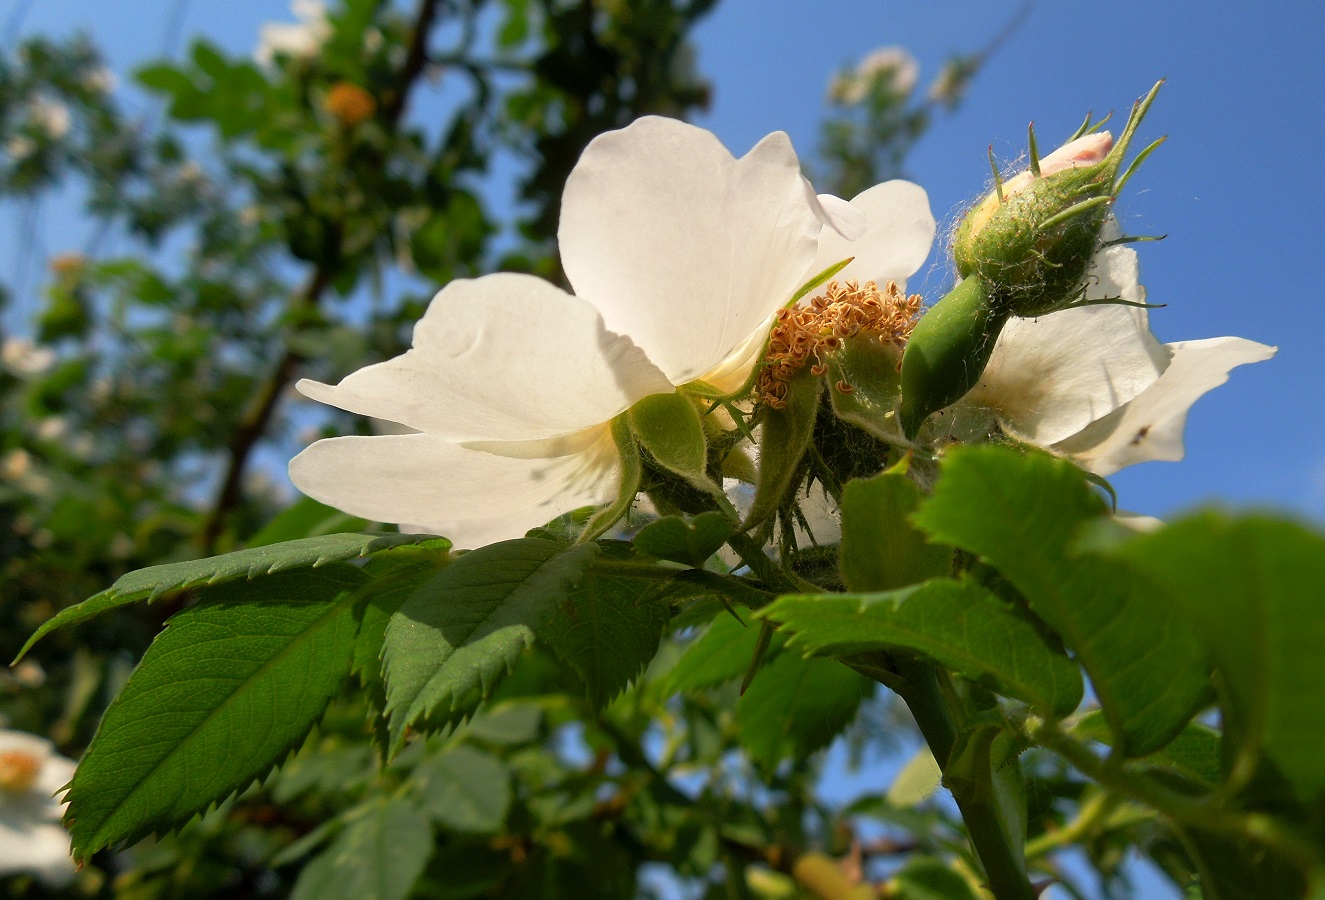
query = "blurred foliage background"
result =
(0, 2, 1175, 898)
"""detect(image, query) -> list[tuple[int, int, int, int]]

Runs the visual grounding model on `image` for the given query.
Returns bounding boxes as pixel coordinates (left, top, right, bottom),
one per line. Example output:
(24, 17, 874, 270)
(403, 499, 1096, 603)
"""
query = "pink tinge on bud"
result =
(1000, 131, 1114, 199)
(1039, 131, 1113, 176)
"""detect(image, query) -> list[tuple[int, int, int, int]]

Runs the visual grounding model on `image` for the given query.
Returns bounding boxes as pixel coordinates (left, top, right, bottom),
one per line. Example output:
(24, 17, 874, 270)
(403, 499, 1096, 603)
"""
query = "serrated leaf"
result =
(839, 466, 953, 592)
(539, 562, 671, 710)
(737, 653, 870, 766)
(351, 566, 438, 688)
(290, 796, 433, 900)
(913, 446, 1207, 754)
(65, 566, 366, 859)
(383, 539, 598, 748)
(660, 611, 786, 697)
(414, 744, 511, 834)
(762, 578, 1081, 715)
(1117, 514, 1325, 802)
(18, 532, 440, 661)
(633, 512, 736, 569)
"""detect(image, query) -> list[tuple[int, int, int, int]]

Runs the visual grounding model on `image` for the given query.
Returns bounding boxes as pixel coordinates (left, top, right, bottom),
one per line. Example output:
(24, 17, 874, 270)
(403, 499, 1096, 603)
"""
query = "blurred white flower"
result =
(255, 0, 332, 66)
(5, 136, 36, 161)
(28, 97, 71, 139)
(830, 46, 919, 105)
(2, 338, 55, 378)
(0, 730, 76, 887)
(81, 67, 116, 95)
(292, 117, 882, 548)
(931, 223, 1276, 475)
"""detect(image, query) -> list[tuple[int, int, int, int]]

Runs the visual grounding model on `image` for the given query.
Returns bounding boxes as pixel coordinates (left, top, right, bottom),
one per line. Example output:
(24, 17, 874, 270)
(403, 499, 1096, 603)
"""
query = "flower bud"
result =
(953, 133, 1114, 317)
(900, 82, 1166, 437)
(953, 82, 1162, 318)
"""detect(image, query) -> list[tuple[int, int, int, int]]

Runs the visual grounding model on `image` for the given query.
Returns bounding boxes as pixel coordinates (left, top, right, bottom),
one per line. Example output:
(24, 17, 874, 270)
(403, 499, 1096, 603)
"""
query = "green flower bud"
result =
(953, 81, 1163, 317)
(900, 82, 1166, 437)
(953, 134, 1113, 316)
(898, 277, 1005, 438)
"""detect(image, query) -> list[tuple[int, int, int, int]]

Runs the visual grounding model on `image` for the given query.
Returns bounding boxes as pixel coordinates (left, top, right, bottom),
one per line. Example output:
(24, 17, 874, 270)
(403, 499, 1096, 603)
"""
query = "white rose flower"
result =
(255, 0, 332, 66)
(28, 97, 71, 139)
(927, 223, 1275, 475)
(830, 46, 920, 105)
(0, 730, 77, 887)
(290, 118, 935, 548)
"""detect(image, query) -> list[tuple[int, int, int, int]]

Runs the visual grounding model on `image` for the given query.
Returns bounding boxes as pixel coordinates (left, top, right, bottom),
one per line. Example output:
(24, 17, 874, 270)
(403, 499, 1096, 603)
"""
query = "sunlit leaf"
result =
(17, 532, 441, 660)
(383, 539, 598, 748)
(914, 446, 1207, 754)
(65, 566, 366, 859)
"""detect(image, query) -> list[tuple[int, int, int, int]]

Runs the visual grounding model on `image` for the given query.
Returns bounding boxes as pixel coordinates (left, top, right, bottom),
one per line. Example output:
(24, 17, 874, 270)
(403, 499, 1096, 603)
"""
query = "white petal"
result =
(559, 117, 835, 385)
(35, 755, 75, 801)
(297, 273, 672, 443)
(0, 819, 75, 886)
(811, 192, 867, 241)
(0, 729, 52, 760)
(289, 429, 621, 549)
(809, 180, 936, 289)
(1055, 337, 1276, 476)
(965, 299, 1170, 446)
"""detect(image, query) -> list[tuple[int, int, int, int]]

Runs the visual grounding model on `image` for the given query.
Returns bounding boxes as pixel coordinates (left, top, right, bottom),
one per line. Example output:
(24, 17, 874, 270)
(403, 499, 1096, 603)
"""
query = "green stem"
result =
(887, 659, 1037, 900)
(1035, 723, 1320, 873)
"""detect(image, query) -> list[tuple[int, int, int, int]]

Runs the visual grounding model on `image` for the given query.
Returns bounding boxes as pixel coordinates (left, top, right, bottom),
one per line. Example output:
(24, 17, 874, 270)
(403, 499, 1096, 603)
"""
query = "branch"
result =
(199, 0, 444, 551)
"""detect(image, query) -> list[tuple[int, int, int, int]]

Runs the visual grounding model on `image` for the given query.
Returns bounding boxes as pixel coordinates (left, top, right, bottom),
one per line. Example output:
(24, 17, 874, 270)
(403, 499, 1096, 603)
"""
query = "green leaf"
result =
(660, 611, 786, 697)
(826, 335, 906, 442)
(1175, 826, 1308, 900)
(737, 653, 869, 766)
(290, 797, 433, 900)
(17, 532, 439, 661)
(913, 446, 1207, 753)
(890, 857, 980, 900)
(539, 560, 671, 710)
(888, 747, 942, 808)
(1117, 514, 1325, 801)
(762, 578, 1081, 716)
(65, 566, 366, 859)
(628, 391, 709, 484)
(1071, 710, 1222, 788)
(383, 539, 598, 748)
(465, 702, 543, 745)
(839, 465, 953, 592)
(633, 512, 736, 569)
(352, 566, 438, 689)
(746, 368, 820, 529)
(414, 744, 511, 834)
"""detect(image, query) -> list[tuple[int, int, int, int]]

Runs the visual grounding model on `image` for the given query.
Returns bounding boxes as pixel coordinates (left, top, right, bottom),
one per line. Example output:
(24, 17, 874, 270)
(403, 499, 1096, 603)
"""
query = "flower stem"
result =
(1033, 722, 1321, 873)
(886, 658, 1037, 900)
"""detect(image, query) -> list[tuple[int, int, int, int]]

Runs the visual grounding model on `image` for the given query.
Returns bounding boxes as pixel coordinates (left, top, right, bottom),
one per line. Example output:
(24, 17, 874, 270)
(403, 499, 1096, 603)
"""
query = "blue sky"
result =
(6, 0, 1322, 523)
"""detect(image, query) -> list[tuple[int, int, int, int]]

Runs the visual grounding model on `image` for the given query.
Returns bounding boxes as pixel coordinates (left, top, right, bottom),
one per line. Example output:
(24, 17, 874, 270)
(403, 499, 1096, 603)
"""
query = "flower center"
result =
(757, 279, 921, 408)
(0, 749, 42, 793)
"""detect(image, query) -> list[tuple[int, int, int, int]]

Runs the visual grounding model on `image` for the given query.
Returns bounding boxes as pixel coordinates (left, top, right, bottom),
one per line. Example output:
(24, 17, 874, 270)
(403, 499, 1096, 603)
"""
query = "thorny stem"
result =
(200, 0, 444, 552)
